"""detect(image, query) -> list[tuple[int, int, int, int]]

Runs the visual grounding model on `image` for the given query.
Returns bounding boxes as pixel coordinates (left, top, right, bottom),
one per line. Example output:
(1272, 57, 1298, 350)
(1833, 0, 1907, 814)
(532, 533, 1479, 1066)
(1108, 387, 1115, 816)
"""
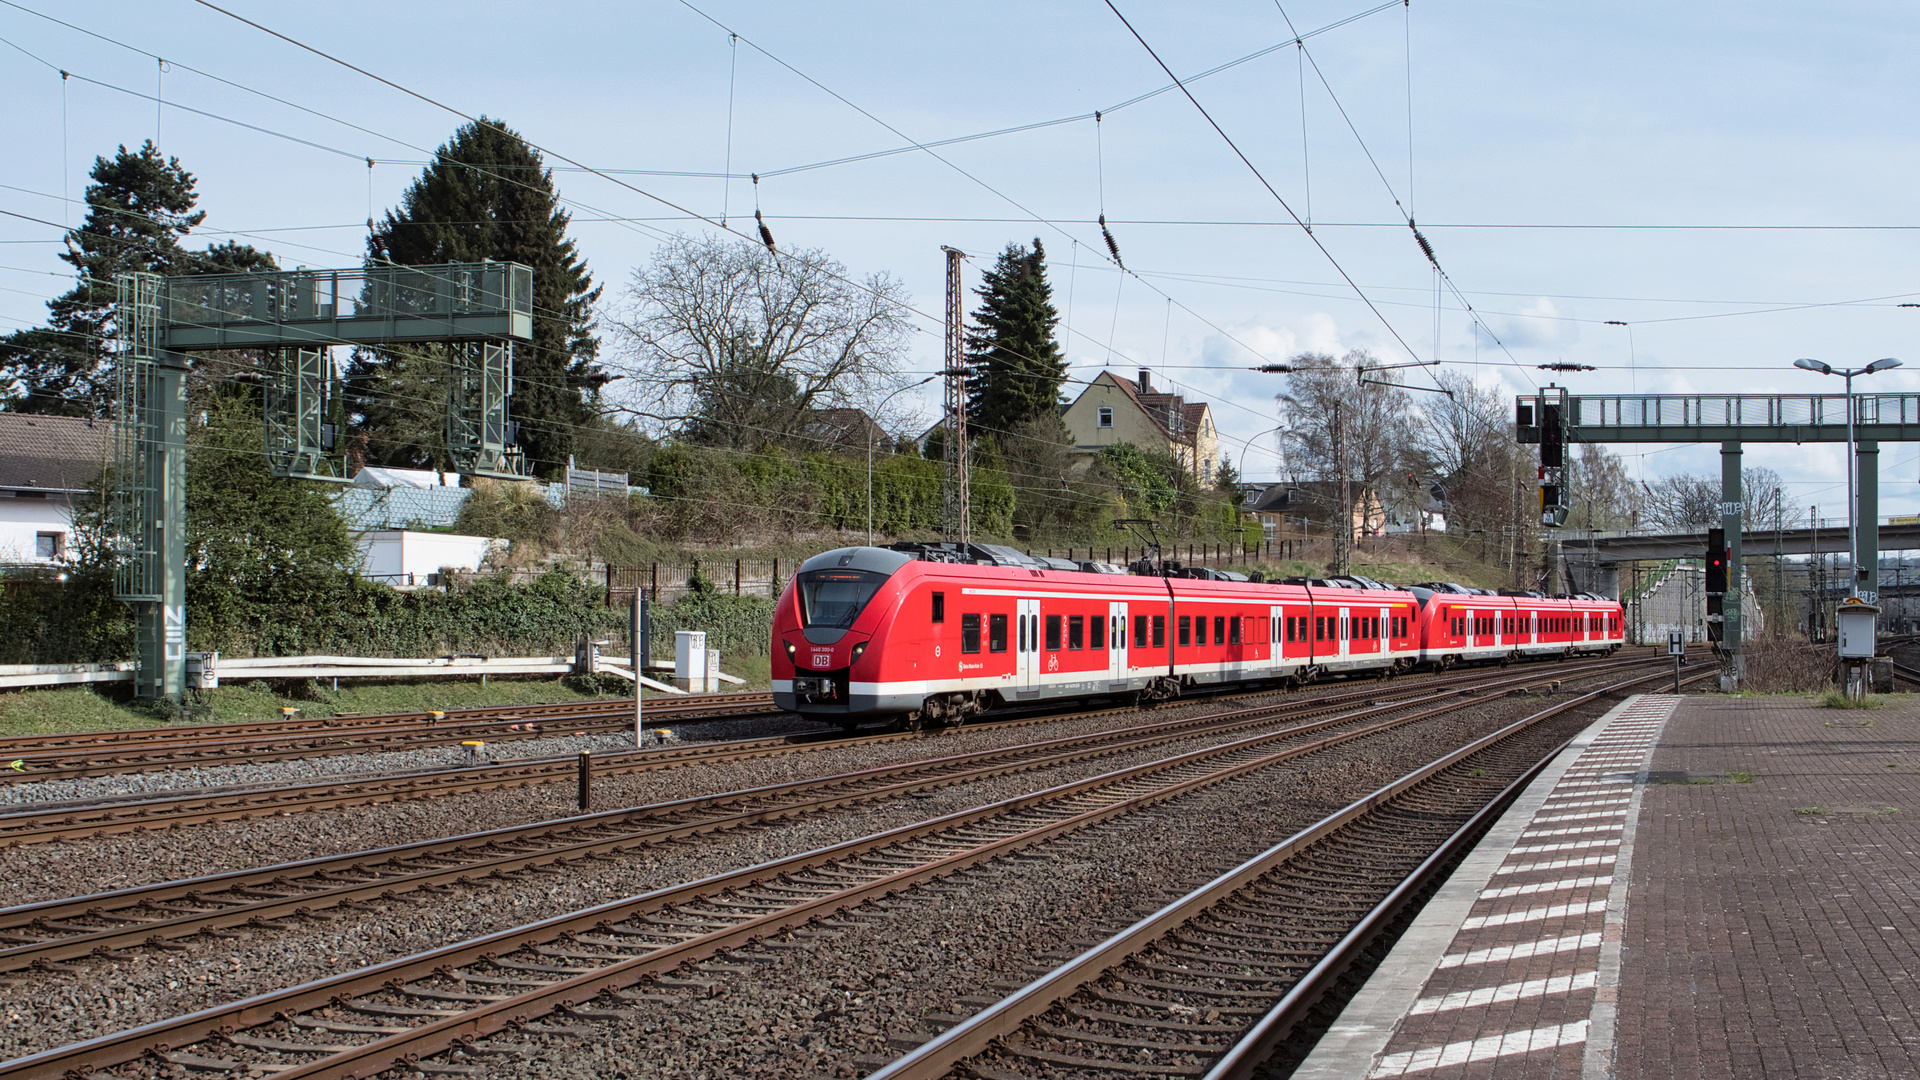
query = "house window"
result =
(34, 532, 63, 560)
(1097, 406, 1113, 428)
(1202, 458, 1213, 482)
(989, 613, 1008, 653)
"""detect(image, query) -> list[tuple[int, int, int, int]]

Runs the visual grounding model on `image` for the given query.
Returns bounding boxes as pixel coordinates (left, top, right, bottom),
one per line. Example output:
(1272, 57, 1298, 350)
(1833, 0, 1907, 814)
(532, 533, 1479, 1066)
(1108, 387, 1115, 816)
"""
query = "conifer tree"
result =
(964, 238, 1067, 441)
(349, 119, 602, 476)
(0, 143, 265, 416)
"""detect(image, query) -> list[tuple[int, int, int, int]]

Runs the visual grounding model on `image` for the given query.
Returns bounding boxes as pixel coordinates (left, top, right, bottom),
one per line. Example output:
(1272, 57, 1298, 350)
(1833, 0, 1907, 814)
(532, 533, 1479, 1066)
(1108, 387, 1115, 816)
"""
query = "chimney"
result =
(1137, 369, 1152, 393)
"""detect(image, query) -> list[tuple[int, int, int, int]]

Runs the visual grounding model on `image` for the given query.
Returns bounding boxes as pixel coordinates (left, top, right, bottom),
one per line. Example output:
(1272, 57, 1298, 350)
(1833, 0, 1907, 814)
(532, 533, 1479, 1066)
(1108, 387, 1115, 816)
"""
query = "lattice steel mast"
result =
(941, 246, 969, 545)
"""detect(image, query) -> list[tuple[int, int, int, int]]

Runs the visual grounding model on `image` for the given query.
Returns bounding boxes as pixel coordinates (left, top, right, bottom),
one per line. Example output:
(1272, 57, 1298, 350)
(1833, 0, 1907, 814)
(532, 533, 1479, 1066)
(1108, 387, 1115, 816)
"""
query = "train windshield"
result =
(797, 569, 889, 630)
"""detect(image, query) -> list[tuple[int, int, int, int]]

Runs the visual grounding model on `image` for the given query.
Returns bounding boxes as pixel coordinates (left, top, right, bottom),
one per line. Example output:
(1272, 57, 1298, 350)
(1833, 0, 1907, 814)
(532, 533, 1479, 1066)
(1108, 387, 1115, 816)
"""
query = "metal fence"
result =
(602, 540, 1304, 607)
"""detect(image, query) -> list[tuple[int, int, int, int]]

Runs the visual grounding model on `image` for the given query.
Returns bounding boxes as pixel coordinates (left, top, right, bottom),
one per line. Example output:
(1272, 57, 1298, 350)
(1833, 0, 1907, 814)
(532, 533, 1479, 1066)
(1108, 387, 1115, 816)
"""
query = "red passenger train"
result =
(771, 543, 1624, 727)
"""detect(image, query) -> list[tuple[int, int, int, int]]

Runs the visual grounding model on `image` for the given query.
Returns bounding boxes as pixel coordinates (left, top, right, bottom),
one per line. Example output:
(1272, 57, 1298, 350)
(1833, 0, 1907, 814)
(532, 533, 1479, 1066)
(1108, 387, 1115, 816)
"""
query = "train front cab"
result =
(773, 546, 923, 721)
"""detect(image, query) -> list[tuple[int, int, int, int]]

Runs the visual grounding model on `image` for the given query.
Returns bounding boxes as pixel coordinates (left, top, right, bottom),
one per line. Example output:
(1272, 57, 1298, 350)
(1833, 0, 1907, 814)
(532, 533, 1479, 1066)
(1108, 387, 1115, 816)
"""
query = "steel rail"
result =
(0, 695, 778, 783)
(869, 667, 1710, 1080)
(0, 662, 1656, 1080)
(0, 656, 1647, 846)
(0, 659, 1654, 971)
(0, 692, 761, 752)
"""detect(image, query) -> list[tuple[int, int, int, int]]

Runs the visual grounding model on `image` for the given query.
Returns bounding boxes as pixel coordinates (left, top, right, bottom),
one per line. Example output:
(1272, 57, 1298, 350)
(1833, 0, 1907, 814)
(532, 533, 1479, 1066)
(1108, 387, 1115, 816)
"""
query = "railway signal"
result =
(1705, 527, 1727, 643)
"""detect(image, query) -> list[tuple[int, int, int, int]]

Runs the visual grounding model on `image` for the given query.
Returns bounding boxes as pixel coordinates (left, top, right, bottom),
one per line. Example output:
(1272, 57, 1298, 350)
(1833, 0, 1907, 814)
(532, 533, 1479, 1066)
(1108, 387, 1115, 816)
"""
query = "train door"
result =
(1018, 598, 1041, 692)
(1270, 604, 1286, 673)
(1109, 601, 1128, 682)
(1338, 605, 1351, 659)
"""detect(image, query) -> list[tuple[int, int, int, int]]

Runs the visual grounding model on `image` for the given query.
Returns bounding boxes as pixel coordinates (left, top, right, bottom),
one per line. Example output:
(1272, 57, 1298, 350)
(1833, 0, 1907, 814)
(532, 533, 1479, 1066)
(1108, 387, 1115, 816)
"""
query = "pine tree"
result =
(0, 144, 276, 417)
(964, 239, 1067, 441)
(349, 119, 602, 476)
(2, 143, 201, 416)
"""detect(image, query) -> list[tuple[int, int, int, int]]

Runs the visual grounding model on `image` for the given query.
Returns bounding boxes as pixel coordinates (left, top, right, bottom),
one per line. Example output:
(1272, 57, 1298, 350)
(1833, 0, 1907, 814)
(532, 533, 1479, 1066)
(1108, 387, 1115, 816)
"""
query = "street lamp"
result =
(867, 374, 941, 545)
(1794, 357, 1902, 596)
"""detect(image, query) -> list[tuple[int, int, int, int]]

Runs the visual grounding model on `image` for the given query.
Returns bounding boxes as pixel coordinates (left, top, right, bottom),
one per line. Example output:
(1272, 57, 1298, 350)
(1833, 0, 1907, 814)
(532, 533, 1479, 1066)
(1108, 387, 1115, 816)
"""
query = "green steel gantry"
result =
(114, 262, 534, 699)
(1518, 388, 1920, 689)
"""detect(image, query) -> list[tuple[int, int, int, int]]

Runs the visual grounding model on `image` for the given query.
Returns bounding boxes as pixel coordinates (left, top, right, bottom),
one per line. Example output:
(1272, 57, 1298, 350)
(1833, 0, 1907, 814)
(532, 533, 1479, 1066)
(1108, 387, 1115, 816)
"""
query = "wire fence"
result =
(602, 539, 1310, 607)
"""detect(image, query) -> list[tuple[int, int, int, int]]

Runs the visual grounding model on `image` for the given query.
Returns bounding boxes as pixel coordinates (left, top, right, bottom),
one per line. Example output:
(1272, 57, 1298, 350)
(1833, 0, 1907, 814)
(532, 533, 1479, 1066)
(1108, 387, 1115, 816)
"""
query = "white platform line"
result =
(1461, 899, 1608, 931)
(1409, 970, 1600, 1016)
(1493, 854, 1618, 876)
(1481, 875, 1612, 900)
(1369, 1020, 1590, 1077)
(1509, 838, 1622, 856)
(1438, 931, 1603, 969)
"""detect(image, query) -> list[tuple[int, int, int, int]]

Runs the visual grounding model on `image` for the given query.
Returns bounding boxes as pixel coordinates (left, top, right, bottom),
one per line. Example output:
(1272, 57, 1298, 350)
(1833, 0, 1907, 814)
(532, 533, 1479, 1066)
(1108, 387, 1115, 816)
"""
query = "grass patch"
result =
(1821, 691, 1885, 710)
(1727, 770, 1756, 784)
(0, 677, 616, 738)
(0, 653, 778, 739)
(1794, 806, 1827, 816)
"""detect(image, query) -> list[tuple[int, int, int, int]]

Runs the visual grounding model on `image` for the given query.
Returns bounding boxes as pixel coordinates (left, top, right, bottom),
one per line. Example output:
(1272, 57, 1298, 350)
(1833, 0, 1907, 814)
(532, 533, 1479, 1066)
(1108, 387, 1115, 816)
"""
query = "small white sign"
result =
(1667, 630, 1685, 657)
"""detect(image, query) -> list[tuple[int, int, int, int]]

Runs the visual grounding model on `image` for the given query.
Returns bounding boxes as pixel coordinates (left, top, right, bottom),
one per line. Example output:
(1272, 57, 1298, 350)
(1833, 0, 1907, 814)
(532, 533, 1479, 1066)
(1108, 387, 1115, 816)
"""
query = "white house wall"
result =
(0, 496, 75, 564)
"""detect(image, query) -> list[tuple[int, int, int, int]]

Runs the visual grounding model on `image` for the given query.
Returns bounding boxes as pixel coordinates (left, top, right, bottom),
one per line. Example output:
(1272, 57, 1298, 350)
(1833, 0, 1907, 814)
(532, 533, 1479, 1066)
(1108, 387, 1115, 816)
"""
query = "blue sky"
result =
(2, 1, 1917, 518)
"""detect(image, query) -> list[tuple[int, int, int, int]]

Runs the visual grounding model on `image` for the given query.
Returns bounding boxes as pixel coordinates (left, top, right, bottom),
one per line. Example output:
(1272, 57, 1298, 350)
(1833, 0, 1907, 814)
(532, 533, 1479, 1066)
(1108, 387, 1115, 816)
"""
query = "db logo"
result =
(811, 653, 831, 668)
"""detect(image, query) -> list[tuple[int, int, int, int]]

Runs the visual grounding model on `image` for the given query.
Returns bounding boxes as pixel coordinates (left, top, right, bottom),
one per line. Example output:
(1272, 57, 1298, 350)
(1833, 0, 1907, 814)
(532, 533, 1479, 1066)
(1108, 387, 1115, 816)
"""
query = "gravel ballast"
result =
(0, 671, 1642, 1069)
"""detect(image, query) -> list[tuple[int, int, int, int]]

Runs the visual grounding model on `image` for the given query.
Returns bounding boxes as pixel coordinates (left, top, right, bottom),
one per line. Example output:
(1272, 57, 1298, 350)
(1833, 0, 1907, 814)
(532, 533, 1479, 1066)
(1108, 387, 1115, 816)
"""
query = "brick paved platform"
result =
(1292, 692, 1920, 1079)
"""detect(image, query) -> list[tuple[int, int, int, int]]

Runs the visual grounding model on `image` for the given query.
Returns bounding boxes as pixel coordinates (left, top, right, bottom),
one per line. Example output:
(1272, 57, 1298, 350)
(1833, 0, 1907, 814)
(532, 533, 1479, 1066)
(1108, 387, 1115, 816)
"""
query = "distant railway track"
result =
(0, 656, 1650, 848)
(0, 658, 1682, 1080)
(0, 692, 780, 783)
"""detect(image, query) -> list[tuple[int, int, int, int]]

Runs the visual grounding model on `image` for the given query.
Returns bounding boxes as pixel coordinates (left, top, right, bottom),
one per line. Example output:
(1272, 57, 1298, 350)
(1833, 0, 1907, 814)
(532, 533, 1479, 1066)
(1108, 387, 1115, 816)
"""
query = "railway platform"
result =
(1294, 690, 1920, 1079)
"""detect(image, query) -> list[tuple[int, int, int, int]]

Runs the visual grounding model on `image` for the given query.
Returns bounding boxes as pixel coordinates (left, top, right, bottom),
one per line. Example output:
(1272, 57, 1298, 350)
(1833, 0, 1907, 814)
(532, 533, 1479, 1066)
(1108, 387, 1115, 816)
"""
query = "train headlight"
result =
(850, 642, 867, 663)
(783, 640, 796, 662)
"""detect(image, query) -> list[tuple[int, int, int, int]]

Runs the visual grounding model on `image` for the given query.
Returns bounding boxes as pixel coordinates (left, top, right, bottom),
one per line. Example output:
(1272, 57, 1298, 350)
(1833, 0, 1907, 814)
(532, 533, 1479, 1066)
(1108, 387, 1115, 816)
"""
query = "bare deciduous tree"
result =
(605, 235, 913, 450)
(1277, 350, 1413, 490)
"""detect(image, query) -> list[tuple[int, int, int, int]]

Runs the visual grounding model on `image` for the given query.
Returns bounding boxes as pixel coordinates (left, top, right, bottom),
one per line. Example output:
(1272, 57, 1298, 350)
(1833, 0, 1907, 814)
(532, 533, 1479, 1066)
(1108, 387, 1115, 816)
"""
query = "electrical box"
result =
(184, 651, 219, 690)
(675, 631, 710, 692)
(1836, 597, 1880, 659)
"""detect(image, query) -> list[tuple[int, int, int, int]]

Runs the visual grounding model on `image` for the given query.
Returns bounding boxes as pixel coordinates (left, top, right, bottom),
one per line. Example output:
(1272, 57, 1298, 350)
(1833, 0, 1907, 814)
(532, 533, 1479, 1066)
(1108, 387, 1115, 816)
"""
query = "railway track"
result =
(0, 658, 1683, 1080)
(0, 692, 780, 783)
(873, 668, 1717, 1080)
(0, 656, 1646, 847)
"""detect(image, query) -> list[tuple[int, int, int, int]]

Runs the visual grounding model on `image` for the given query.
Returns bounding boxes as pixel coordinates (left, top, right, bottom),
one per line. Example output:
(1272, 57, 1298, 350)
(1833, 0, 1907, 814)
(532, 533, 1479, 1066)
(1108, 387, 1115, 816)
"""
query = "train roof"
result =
(806, 543, 1623, 606)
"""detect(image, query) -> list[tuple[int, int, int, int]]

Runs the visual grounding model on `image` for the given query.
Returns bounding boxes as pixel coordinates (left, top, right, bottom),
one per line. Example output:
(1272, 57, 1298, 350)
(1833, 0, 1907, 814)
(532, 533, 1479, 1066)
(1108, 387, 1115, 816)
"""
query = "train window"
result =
(1092, 615, 1106, 650)
(1019, 614, 1028, 652)
(1214, 616, 1226, 645)
(1233, 617, 1245, 645)
(1179, 616, 1192, 646)
(1315, 617, 1325, 642)
(1068, 615, 1085, 650)
(932, 592, 945, 624)
(1135, 615, 1148, 648)
(1046, 615, 1063, 652)
(1152, 616, 1166, 647)
(1284, 617, 1293, 643)
(796, 569, 888, 630)
(961, 614, 981, 654)
(989, 614, 1007, 653)
(1195, 617, 1207, 646)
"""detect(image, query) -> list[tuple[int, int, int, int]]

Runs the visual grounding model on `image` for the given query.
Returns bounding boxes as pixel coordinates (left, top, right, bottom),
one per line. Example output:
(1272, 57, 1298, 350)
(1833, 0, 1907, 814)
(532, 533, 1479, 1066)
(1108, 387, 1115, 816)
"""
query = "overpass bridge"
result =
(1559, 523, 1920, 564)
